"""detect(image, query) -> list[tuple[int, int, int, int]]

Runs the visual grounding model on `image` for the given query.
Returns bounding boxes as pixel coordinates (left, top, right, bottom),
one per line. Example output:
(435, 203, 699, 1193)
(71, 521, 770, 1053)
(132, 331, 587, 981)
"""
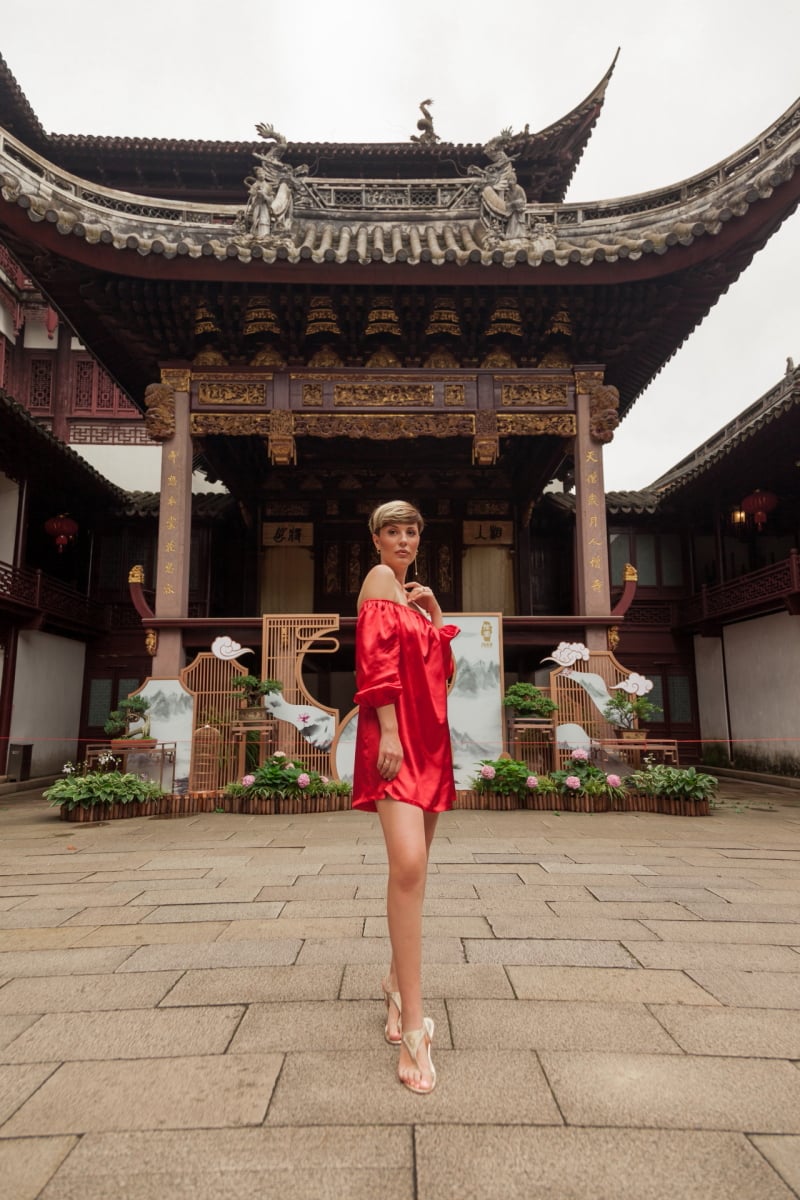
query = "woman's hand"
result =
(377, 730, 403, 780)
(404, 581, 440, 615)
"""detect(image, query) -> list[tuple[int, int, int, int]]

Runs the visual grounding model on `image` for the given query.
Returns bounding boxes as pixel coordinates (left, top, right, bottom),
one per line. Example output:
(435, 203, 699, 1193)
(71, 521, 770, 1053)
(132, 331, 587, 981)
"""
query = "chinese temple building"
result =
(1, 51, 799, 778)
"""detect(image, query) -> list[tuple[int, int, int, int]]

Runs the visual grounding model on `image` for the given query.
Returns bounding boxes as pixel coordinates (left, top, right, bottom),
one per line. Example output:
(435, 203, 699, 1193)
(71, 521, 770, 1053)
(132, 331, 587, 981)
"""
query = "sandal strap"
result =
(401, 1016, 433, 1061)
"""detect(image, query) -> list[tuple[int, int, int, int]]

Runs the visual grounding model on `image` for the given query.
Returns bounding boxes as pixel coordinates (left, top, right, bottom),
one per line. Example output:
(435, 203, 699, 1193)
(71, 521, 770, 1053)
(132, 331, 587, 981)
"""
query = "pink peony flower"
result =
(241, 774, 255, 786)
(606, 774, 621, 788)
(297, 773, 310, 788)
(565, 775, 581, 790)
(526, 776, 538, 789)
(571, 748, 589, 761)
(480, 764, 496, 780)
(320, 776, 329, 784)
(273, 751, 286, 759)
(286, 763, 295, 769)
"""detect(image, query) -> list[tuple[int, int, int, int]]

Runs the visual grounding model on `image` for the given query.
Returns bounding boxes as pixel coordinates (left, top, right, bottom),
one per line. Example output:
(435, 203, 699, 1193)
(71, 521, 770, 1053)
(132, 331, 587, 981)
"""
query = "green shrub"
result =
(502, 682, 557, 717)
(45, 770, 164, 812)
(627, 764, 718, 800)
(225, 751, 351, 799)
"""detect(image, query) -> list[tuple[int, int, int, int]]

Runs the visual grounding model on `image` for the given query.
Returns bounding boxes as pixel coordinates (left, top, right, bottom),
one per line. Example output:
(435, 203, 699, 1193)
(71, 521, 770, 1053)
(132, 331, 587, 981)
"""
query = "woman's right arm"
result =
(355, 577, 404, 780)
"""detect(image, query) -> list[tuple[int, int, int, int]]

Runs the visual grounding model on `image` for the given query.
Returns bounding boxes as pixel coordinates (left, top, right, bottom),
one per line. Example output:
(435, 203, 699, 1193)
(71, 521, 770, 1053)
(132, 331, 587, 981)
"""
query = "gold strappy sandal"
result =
(400, 1016, 436, 1094)
(381, 979, 402, 1046)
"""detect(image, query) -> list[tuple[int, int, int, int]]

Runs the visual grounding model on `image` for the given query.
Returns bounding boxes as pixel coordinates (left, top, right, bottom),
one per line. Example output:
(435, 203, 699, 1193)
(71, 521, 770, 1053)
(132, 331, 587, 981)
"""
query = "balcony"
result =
(678, 550, 800, 629)
(0, 559, 109, 633)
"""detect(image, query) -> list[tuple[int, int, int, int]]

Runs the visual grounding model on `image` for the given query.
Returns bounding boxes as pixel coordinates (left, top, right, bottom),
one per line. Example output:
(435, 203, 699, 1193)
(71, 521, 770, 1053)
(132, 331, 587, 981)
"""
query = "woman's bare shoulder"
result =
(357, 565, 399, 607)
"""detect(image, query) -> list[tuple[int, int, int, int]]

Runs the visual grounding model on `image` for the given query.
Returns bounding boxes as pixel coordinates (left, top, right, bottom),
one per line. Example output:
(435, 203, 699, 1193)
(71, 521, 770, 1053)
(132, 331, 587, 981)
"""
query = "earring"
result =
(413, 557, 418, 579)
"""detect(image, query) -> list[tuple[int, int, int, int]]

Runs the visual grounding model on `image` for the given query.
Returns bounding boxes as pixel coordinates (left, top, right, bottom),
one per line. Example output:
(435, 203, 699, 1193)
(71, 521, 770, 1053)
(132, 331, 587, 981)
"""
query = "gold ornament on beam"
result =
(305, 296, 342, 339)
(145, 628, 158, 656)
(424, 298, 462, 339)
(193, 302, 221, 339)
(485, 296, 523, 338)
(364, 295, 402, 338)
(243, 296, 281, 339)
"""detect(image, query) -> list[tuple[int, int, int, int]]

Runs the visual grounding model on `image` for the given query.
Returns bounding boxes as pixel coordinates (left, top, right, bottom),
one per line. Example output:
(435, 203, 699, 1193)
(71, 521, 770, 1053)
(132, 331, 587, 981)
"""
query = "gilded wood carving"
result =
(197, 382, 266, 406)
(501, 383, 568, 407)
(333, 384, 435, 407)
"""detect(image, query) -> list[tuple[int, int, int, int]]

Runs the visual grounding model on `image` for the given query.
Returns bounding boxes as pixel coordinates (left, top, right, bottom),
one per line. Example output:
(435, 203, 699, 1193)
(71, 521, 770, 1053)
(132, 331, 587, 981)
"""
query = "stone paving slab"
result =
(114, 938, 302, 971)
(0, 1062, 59, 1125)
(751, 1136, 800, 1195)
(2, 1053, 282, 1135)
(685, 967, 800, 1009)
(38, 1127, 414, 1200)
(0, 946, 134, 977)
(539, 1051, 800, 1132)
(1, 1005, 245, 1063)
(506, 964, 719, 1005)
(364, 915, 493, 938)
(449, 998, 681, 1053)
(650, 1004, 800, 1057)
(228, 999, 450, 1053)
(0, 1136, 78, 1200)
(139, 901, 285, 924)
(0, 1013, 39, 1051)
(586, 886, 721, 903)
(218, 916, 365, 940)
(414, 1127, 796, 1200)
(0, 970, 182, 1014)
(295, 936, 466, 964)
(684, 901, 800, 923)
(341, 962, 514, 1000)
(641, 919, 800, 944)
(266, 1049, 561, 1127)
(547, 900, 699, 920)
(0, 927, 96, 952)
(77, 921, 231, 947)
(622, 941, 800, 971)
(465, 937, 639, 967)
(485, 914, 660, 940)
(160, 964, 343, 1006)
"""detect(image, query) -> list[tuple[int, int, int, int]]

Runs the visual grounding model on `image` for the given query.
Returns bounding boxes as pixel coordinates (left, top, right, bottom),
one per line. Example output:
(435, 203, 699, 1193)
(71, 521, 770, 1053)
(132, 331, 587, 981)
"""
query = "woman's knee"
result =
(388, 848, 428, 893)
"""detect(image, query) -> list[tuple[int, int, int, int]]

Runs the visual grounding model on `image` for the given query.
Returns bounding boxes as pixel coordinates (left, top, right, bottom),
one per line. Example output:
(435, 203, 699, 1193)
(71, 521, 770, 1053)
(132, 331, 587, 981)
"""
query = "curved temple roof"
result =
(0, 52, 618, 202)
(0, 72, 799, 413)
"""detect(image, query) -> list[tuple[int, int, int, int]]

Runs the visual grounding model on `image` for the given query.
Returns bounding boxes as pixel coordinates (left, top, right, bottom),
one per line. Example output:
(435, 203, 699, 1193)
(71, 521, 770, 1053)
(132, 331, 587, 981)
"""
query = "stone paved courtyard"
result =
(0, 779, 799, 1199)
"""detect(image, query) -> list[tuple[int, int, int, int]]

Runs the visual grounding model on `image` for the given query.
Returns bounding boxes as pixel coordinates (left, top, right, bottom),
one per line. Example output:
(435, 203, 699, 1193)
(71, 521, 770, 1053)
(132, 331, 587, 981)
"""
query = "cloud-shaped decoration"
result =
(211, 636, 254, 661)
(541, 641, 591, 668)
(612, 672, 653, 697)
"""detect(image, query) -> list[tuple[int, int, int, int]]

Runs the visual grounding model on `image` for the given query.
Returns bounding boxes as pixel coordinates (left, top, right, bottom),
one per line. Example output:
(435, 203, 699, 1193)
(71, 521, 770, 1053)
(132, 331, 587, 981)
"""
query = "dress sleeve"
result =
(439, 623, 459, 679)
(353, 600, 403, 709)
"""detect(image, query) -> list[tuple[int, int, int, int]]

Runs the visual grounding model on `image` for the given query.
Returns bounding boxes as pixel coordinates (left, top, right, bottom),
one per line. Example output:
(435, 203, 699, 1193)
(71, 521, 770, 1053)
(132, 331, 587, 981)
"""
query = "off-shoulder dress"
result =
(351, 598, 460, 813)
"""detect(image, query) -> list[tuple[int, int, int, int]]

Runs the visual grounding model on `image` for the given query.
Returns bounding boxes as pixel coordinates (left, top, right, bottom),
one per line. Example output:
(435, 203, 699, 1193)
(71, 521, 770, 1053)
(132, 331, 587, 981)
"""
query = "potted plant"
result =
(502, 681, 558, 720)
(602, 691, 662, 738)
(231, 674, 283, 723)
(104, 695, 156, 750)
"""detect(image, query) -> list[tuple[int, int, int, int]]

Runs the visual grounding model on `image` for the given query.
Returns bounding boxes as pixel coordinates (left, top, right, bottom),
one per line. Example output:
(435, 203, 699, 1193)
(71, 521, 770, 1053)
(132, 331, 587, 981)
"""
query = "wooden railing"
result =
(0, 559, 109, 630)
(678, 551, 800, 627)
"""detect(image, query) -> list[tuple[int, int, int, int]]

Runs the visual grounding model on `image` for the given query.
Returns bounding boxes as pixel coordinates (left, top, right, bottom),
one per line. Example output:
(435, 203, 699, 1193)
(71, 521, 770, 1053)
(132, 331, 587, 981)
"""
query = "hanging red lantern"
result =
(740, 489, 778, 532)
(44, 513, 79, 553)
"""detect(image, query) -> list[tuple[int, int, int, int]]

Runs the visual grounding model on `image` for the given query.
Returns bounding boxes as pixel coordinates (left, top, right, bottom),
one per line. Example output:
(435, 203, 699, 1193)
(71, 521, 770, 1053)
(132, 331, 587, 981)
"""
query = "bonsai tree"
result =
(502, 681, 558, 719)
(104, 695, 151, 741)
(603, 691, 662, 732)
(231, 675, 283, 708)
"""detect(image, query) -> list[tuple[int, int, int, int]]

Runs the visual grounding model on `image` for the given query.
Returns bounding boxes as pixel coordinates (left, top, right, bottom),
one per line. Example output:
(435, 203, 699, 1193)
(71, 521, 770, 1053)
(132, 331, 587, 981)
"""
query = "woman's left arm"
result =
(403, 582, 444, 628)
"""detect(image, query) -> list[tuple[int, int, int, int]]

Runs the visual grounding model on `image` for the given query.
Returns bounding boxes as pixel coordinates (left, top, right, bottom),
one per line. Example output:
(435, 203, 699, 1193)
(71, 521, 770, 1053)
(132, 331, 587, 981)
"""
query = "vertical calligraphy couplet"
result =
(153, 370, 192, 675)
(574, 376, 611, 645)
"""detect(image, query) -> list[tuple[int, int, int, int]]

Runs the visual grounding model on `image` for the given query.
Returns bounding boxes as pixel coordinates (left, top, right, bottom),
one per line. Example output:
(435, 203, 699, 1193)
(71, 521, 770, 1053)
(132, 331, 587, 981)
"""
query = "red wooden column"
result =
(150, 368, 192, 676)
(573, 370, 614, 650)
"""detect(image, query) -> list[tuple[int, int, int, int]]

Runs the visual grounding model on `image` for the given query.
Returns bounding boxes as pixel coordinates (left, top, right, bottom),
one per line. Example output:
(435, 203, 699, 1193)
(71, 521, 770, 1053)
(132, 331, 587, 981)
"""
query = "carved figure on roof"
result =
(469, 133, 528, 242)
(242, 122, 310, 239)
(410, 99, 439, 145)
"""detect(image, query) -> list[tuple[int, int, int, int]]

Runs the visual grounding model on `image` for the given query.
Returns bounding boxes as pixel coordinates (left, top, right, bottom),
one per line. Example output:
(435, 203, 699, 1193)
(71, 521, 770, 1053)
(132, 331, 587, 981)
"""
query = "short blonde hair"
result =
(368, 500, 424, 535)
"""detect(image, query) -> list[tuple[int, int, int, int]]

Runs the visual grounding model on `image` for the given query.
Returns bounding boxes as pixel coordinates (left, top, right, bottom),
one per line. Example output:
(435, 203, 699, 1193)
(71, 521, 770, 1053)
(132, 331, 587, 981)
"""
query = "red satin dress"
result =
(352, 599, 460, 813)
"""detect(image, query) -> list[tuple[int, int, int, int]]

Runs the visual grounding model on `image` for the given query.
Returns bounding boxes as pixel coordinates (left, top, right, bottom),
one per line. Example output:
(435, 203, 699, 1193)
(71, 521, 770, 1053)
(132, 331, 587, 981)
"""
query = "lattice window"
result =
(73, 360, 95, 411)
(29, 358, 53, 411)
(97, 370, 114, 409)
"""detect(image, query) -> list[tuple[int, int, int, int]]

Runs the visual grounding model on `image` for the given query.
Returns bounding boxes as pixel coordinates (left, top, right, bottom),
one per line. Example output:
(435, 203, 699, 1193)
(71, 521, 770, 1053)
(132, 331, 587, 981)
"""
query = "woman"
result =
(352, 500, 459, 1094)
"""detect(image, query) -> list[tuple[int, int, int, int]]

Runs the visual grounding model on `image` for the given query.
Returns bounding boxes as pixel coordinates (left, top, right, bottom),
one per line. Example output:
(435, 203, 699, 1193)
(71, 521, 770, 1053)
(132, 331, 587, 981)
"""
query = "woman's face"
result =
(373, 521, 420, 571)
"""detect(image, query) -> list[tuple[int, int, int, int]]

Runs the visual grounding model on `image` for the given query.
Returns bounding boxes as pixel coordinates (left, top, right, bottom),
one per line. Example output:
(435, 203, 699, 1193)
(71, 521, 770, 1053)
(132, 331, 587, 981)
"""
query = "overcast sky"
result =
(3, 0, 799, 490)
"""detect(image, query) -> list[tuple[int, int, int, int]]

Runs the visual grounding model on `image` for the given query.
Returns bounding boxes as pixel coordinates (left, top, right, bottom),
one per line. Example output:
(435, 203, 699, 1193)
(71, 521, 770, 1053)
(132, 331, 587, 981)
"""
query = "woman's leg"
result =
(383, 808, 439, 1042)
(377, 799, 437, 1090)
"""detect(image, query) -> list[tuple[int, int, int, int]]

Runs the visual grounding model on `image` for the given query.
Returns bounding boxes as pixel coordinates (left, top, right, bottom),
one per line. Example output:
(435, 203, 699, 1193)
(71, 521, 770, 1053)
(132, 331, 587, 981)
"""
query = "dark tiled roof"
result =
(544, 489, 660, 515)
(0, 390, 124, 502)
(650, 366, 800, 496)
(117, 490, 233, 518)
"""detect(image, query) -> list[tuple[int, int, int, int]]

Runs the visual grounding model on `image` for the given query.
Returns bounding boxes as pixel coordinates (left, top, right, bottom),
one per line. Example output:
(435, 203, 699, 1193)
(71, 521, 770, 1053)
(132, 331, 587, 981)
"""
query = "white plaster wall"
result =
(0, 472, 19, 563)
(22, 324, 58, 350)
(724, 612, 800, 763)
(0, 310, 15, 343)
(70, 444, 228, 495)
(693, 634, 729, 748)
(8, 631, 86, 776)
